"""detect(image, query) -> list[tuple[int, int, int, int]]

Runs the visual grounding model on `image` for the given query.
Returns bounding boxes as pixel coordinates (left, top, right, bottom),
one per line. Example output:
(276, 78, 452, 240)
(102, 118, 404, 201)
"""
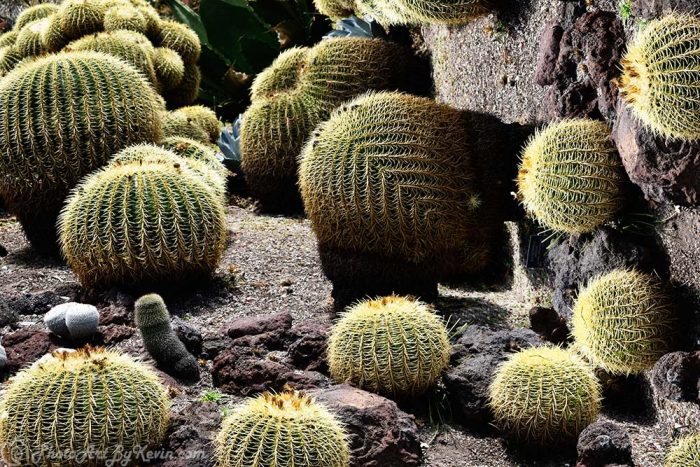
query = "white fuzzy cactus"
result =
(44, 302, 99, 340)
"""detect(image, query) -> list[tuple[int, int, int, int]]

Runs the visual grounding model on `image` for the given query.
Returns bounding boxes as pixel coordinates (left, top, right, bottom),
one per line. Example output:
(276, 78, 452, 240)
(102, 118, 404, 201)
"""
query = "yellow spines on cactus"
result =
(176, 105, 221, 142)
(571, 269, 677, 375)
(14, 18, 50, 59)
(517, 119, 626, 234)
(104, 5, 148, 33)
(0, 347, 170, 466)
(0, 30, 18, 48)
(58, 150, 227, 288)
(215, 390, 350, 467)
(0, 46, 22, 75)
(666, 434, 700, 467)
(164, 61, 201, 107)
(250, 46, 309, 100)
(160, 136, 228, 183)
(59, 0, 107, 39)
(489, 346, 601, 445)
(328, 295, 450, 397)
(161, 110, 210, 143)
(618, 14, 700, 140)
(153, 46, 185, 90)
(14, 3, 59, 31)
(157, 20, 200, 64)
(387, 0, 491, 25)
(314, 0, 357, 20)
(40, 12, 68, 51)
(300, 92, 481, 264)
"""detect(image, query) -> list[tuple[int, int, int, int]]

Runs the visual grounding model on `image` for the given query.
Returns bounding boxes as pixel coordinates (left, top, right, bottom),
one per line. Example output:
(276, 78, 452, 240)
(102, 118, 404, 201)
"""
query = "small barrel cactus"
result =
(104, 5, 148, 33)
(251, 46, 309, 100)
(215, 390, 350, 467)
(314, 0, 357, 20)
(44, 302, 100, 340)
(571, 269, 677, 375)
(618, 14, 700, 140)
(0, 51, 164, 253)
(0, 347, 170, 466)
(157, 20, 200, 64)
(328, 295, 450, 397)
(517, 119, 626, 234)
(164, 61, 201, 107)
(177, 105, 221, 142)
(153, 46, 185, 90)
(135, 294, 200, 382)
(162, 109, 211, 143)
(58, 149, 227, 288)
(666, 434, 700, 466)
(379, 0, 492, 25)
(14, 3, 59, 31)
(59, 0, 107, 40)
(489, 346, 601, 444)
(14, 18, 50, 59)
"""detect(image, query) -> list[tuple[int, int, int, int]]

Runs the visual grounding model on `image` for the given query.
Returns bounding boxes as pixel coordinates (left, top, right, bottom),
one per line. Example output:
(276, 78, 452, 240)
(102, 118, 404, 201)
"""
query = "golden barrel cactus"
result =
(666, 434, 700, 467)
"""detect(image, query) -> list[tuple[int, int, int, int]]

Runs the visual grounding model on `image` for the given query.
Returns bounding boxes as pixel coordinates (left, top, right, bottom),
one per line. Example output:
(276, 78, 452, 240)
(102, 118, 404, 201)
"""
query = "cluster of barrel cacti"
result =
(314, 0, 493, 25)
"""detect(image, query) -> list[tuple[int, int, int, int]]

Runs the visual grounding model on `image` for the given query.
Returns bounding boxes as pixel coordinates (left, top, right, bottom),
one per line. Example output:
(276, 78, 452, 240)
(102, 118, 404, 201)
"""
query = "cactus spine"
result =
(0, 347, 170, 466)
(215, 390, 350, 467)
(618, 14, 700, 140)
(517, 119, 626, 234)
(571, 269, 676, 375)
(666, 434, 700, 467)
(328, 295, 450, 397)
(135, 294, 200, 382)
(489, 346, 601, 444)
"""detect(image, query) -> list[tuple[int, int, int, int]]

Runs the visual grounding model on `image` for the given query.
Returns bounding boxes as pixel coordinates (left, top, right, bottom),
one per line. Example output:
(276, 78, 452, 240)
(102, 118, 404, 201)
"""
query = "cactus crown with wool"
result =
(215, 390, 350, 467)
(489, 346, 601, 445)
(300, 92, 483, 263)
(517, 119, 626, 234)
(571, 269, 676, 375)
(0, 347, 170, 466)
(59, 148, 227, 288)
(328, 295, 450, 397)
(666, 434, 700, 467)
(618, 14, 700, 140)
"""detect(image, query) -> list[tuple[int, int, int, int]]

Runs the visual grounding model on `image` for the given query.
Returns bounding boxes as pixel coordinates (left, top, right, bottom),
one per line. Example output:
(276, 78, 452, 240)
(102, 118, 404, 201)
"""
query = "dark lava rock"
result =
(529, 306, 571, 344)
(200, 335, 229, 360)
(172, 317, 203, 357)
(3, 326, 60, 374)
(0, 243, 7, 257)
(599, 372, 656, 420)
(97, 324, 135, 345)
(652, 351, 700, 403)
(0, 299, 17, 327)
(225, 311, 293, 348)
(613, 103, 700, 206)
(287, 322, 330, 372)
(632, 0, 698, 18)
(538, 11, 626, 122)
(7, 290, 67, 316)
(547, 227, 657, 318)
(212, 345, 329, 396)
(313, 385, 423, 467)
(576, 421, 633, 467)
(444, 326, 543, 428)
(158, 401, 221, 467)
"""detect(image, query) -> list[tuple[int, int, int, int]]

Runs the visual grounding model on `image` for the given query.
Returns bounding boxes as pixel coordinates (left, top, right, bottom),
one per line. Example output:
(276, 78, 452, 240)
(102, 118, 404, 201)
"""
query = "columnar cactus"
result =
(135, 294, 200, 382)
(618, 14, 700, 140)
(0, 51, 164, 252)
(571, 269, 677, 375)
(215, 390, 350, 467)
(666, 434, 700, 466)
(0, 347, 170, 466)
(58, 149, 227, 288)
(489, 346, 601, 444)
(517, 119, 626, 234)
(328, 295, 450, 397)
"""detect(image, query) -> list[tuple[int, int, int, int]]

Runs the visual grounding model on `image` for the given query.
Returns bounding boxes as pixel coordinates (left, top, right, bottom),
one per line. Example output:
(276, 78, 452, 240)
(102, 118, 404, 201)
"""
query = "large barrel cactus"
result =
(0, 51, 164, 252)
(215, 390, 350, 467)
(58, 147, 227, 288)
(517, 119, 626, 234)
(0, 347, 170, 466)
(571, 269, 677, 375)
(328, 295, 450, 397)
(489, 346, 601, 445)
(241, 37, 414, 211)
(618, 14, 700, 140)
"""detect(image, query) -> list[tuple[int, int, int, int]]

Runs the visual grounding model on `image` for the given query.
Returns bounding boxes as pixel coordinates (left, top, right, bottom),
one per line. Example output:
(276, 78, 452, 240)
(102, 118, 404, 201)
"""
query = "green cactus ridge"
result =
(0, 347, 171, 466)
(517, 119, 626, 234)
(59, 0, 107, 40)
(0, 52, 163, 228)
(0, 46, 22, 75)
(619, 14, 700, 140)
(215, 391, 350, 467)
(666, 434, 700, 467)
(571, 269, 677, 375)
(382, 0, 491, 25)
(40, 13, 68, 52)
(157, 20, 201, 64)
(489, 346, 602, 445)
(58, 151, 227, 288)
(299, 92, 482, 263)
(135, 294, 200, 381)
(104, 5, 148, 33)
(14, 3, 59, 31)
(328, 295, 450, 397)
(153, 46, 185, 90)
(177, 105, 221, 142)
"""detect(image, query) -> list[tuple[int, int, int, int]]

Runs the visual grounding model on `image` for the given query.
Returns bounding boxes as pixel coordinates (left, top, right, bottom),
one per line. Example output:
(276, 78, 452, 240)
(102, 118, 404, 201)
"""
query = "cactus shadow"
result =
(492, 0, 534, 26)
(434, 296, 510, 330)
(600, 373, 657, 426)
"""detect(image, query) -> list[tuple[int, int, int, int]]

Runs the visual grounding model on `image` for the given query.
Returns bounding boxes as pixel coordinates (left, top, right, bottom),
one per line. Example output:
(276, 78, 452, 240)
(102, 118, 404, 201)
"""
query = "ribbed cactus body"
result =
(157, 20, 200, 64)
(388, 0, 491, 25)
(0, 30, 18, 48)
(164, 61, 201, 107)
(58, 150, 227, 288)
(300, 92, 481, 264)
(135, 294, 200, 381)
(215, 391, 350, 467)
(14, 3, 58, 31)
(0, 52, 164, 251)
(59, 0, 106, 40)
(571, 269, 676, 375)
(14, 18, 49, 58)
(328, 295, 450, 397)
(40, 13, 67, 51)
(160, 136, 227, 183)
(0, 348, 170, 466)
(619, 14, 700, 140)
(162, 110, 211, 143)
(489, 346, 601, 444)
(104, 5, 148, 33)
(666, 434, 700, 467)
(177, 105, 220, 142)
(251, 47, 308, 100)
(153, 46, 185, 90)
(517, 119, 626, 234)
(0, 46, 22, 75)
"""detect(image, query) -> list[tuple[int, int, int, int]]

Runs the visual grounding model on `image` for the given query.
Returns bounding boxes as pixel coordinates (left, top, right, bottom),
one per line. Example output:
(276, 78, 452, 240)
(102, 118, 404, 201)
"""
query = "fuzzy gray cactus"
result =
(0, 344, 6, 369)
(135, 294, 200, 382)
(44, 302, 99, 340)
